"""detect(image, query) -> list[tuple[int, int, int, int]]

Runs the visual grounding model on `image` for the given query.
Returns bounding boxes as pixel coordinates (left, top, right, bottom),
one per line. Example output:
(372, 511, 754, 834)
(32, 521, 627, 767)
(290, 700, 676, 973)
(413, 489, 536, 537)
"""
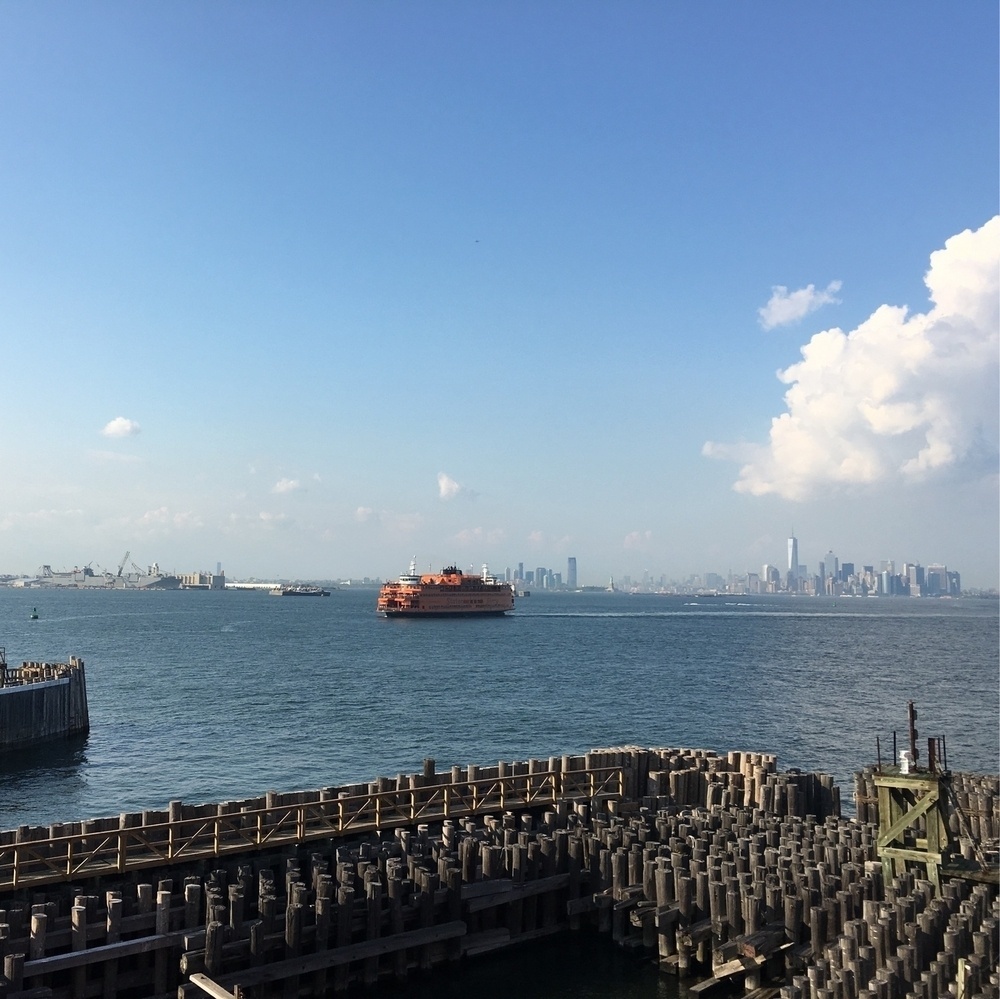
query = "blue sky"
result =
(1, 3, 997, 587)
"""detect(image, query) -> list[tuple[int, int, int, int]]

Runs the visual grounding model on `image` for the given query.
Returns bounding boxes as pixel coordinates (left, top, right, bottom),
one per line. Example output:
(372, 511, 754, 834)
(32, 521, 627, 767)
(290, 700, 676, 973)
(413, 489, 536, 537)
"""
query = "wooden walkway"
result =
(0, 758, 626, 890)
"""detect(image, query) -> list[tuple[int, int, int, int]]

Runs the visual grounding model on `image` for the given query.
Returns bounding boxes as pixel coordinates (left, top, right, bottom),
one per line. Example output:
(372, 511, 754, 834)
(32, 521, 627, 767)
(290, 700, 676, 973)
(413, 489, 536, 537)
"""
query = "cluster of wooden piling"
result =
(780, 872, 998, 999)
(2, 661, 81, 687)
(0, 746, 995, 999)
(634, 747, 840, 818)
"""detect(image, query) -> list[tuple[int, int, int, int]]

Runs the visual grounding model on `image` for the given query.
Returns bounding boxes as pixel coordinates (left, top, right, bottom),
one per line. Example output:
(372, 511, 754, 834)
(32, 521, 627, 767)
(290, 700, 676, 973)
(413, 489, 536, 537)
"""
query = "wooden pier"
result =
(0, 746, 995, 999)
(0, 653, 89, 752)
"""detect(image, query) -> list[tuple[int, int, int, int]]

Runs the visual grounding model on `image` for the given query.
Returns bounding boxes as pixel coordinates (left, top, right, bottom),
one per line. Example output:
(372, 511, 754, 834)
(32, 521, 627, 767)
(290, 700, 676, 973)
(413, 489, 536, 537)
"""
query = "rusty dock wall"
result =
(0, 746, 995, 999)
(0, 657, 89, 752)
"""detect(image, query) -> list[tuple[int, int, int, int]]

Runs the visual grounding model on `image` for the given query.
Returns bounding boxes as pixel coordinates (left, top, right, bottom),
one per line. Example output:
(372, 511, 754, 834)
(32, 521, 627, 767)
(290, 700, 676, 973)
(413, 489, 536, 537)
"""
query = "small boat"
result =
(29, 607, 38, 620)
(269, 585, 330, 597)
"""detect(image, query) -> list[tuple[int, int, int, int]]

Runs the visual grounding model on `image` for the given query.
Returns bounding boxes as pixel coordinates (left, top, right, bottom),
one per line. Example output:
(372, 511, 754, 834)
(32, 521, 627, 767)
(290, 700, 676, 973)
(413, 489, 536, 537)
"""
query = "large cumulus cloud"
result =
(704, 217, 999, 500)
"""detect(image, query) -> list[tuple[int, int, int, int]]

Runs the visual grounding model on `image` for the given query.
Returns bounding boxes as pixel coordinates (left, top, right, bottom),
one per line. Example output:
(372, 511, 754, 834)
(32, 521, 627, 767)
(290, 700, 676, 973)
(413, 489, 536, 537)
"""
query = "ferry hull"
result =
(380, 606, 512, 617)
(377, 563, 514, 617)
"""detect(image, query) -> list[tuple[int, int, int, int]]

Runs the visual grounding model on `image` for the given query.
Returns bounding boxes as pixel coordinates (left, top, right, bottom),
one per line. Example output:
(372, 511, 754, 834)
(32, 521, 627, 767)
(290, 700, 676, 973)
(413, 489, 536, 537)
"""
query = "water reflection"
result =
(0, 734, 89, 824)
(369, 931, 682, 999)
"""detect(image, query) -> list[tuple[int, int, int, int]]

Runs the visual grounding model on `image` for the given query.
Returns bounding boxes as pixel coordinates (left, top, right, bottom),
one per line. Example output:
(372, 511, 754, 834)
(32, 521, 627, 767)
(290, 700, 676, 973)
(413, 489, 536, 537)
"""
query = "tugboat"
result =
(377, 560, 515, 617)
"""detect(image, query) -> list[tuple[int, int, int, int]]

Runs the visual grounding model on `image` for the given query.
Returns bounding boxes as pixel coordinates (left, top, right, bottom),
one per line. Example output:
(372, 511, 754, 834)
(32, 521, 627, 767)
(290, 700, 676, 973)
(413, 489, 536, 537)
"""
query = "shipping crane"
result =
(116, 550, 130, 577)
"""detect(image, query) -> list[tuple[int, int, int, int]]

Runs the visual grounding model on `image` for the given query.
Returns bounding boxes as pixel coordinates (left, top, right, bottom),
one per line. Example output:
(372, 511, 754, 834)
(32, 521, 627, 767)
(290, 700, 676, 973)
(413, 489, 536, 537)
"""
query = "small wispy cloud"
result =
(355, 506, 374, 523)
(258, 511, 289, 525)
(101, 416, 141, 438)
(272, 478, 301, 494)
(758, 280, 842, 330)
(0, 508, 83, 531)
(454, 526, 505, 545)
(624, 530, 652, 550)
(137, 506, 203, 529)
(386, 512, 422, 533)
(438, 472, 463, 500)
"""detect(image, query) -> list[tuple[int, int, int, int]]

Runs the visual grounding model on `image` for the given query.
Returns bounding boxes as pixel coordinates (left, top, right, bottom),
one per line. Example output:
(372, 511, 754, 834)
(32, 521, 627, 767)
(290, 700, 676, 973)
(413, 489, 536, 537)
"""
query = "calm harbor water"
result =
(1, 586, 997, 998)
(2, 586, 996, 830)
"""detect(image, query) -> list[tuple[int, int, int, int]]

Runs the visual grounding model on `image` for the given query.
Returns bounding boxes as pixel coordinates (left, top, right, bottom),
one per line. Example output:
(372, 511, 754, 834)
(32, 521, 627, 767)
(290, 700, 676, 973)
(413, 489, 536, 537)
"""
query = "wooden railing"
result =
(0, 763, 625, 890)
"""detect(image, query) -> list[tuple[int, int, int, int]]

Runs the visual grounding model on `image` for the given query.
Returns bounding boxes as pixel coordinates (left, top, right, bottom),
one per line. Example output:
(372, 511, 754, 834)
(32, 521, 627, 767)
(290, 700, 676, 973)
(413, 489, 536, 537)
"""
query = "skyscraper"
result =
(567, 557, 577, 589)
(787, 535, 799, 587)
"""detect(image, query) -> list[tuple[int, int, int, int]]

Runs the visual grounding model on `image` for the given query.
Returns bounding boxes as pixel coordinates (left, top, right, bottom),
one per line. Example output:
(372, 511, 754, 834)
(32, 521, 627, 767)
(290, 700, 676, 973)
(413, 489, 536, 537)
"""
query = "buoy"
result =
(30, 607, 38, 620)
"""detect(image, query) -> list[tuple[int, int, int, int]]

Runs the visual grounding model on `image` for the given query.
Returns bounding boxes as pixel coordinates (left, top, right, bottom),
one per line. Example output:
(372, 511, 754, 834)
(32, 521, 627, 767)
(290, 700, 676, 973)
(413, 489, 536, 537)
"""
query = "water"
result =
(2, 587, 996, 830)
(0, 587, 996, 998)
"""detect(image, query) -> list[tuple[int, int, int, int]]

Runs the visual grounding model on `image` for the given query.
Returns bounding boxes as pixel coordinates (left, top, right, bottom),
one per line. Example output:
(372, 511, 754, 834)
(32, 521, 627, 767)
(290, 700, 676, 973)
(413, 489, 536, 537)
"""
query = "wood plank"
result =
(688, 976, 723, 994)
(22, 928, 190, 976)
(188, 973, 238, 999)
(464, 874, 570, 913)
(677, 918, 714, 946)
(200, 920, 468, 990)
(738, 928, 787, 958)
(712, 954, 766, 980)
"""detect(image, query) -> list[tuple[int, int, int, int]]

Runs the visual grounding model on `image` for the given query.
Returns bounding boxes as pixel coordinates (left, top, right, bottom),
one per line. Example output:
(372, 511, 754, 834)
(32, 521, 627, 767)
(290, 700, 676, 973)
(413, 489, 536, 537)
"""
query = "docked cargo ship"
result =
(377, 560, 515, 617)
(21, 558, 182, 590)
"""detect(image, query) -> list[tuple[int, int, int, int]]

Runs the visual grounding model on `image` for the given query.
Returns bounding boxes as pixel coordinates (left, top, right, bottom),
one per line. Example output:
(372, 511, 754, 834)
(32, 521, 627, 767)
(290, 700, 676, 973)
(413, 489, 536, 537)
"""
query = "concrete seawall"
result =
(0, 655, 89, 751)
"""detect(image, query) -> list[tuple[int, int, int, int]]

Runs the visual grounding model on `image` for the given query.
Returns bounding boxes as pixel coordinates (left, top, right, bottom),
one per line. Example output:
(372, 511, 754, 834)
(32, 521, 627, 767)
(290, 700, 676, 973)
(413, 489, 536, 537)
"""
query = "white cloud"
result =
(355, 506, 374, 523)
(454, 526, 505, 545)
(138, 507, 171, 526)
(624, 530, 652, 550)
(101, 416, 141, 437)
(438, 472, 462, 500)
(758, 281, 842, 330)
(708, 217, 1000, 500)
(272, 478, 301, 494)
(137, 507, 202, 530)
(386, 512, 422, 533)
(258, 511, 289, 525)
(0, 509, 83, 531)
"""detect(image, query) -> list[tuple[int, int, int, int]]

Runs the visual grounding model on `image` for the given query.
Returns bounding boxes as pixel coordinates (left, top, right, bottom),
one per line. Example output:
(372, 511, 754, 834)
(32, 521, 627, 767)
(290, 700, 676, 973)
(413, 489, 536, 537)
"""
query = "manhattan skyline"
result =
(1, 5, 997, 590)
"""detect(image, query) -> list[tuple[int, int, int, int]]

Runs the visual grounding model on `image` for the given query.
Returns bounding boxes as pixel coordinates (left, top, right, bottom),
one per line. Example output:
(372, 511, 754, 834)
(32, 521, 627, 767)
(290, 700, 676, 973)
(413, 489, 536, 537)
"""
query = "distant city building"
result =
(926, 563, 947, 596)
(787, 535, 799, 587)
(181, 570, 225, 590)
(492, 546, 970, 598)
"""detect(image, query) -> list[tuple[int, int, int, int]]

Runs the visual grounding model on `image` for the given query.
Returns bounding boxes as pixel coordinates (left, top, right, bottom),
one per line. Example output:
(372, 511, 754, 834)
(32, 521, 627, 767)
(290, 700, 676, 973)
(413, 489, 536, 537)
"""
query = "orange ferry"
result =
(376, 560, 515, 617)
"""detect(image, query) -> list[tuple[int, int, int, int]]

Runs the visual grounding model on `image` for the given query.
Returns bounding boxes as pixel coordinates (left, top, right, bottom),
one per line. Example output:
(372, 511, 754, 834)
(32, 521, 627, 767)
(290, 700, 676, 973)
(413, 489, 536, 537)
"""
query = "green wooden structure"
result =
(873, 768, 951, 891)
